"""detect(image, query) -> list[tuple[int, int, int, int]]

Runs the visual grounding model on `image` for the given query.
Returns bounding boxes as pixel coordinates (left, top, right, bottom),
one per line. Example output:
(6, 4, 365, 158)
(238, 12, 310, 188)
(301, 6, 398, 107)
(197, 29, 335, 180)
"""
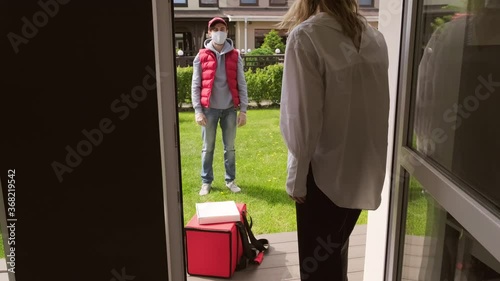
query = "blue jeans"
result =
(201, 107, 237, 184)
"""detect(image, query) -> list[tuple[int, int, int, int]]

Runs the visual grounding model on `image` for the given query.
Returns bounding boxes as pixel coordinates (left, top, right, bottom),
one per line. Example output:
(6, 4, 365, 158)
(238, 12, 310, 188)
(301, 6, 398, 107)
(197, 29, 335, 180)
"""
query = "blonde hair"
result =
(278, 0, 365, 43)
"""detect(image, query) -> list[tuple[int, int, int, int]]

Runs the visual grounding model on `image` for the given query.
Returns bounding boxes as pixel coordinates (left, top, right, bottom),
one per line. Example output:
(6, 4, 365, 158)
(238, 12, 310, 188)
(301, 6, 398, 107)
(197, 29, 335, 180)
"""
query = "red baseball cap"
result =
(208, 17, 227, 28)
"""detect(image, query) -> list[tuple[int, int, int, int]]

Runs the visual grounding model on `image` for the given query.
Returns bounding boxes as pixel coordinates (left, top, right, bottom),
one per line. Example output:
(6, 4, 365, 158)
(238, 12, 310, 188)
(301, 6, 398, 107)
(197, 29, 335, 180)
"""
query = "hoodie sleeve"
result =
(191, 53, 203, 114)
(280, 28, 324, 198)
(237, 53, 248, 113)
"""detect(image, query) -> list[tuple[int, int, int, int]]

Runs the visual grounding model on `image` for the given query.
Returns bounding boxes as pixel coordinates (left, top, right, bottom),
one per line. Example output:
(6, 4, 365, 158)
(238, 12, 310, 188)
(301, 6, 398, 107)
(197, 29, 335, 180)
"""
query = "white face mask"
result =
(211, 31, 227, 45)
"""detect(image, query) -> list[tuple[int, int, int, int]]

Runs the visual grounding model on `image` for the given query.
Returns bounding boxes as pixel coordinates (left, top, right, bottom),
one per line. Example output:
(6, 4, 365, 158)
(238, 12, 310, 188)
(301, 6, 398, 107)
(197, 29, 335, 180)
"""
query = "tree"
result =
(260, 30, 285, 54)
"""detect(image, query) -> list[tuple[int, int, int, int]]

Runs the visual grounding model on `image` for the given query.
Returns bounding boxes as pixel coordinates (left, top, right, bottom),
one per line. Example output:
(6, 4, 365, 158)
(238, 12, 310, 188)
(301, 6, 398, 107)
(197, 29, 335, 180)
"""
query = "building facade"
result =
(173, 0, 380, 56)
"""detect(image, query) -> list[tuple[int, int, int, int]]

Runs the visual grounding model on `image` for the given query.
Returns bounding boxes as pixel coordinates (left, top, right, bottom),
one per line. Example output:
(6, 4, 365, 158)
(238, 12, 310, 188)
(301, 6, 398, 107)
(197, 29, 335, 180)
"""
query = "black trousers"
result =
(296, 168, 361, 281)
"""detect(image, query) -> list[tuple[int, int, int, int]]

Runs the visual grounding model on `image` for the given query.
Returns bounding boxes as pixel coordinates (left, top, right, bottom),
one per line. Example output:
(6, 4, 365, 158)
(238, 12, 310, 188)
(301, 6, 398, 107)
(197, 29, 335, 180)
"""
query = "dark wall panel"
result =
(0, 0, 169, 280)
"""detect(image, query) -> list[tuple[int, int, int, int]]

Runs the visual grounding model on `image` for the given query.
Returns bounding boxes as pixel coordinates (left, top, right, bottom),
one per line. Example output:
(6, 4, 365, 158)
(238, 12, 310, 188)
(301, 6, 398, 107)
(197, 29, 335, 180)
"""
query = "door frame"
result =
(152, 1, 186, 280)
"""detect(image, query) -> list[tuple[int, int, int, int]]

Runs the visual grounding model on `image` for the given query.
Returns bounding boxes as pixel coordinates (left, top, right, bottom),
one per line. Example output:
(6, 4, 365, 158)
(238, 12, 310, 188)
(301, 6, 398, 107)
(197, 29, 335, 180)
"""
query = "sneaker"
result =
(199, 183, 211, 196)
(225, 181, 241, 193)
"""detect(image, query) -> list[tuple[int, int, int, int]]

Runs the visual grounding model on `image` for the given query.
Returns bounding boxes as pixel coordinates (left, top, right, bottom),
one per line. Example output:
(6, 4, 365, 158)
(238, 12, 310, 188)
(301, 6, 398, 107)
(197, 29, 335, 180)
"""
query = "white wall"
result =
(233, 20, 281, 50)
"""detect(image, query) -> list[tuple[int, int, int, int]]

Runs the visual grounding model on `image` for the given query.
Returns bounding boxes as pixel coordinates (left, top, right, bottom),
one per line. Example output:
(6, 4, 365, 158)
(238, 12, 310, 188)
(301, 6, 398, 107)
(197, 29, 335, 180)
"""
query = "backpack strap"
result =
(235, 210, 270, 270)
(242, 212, 269, 253)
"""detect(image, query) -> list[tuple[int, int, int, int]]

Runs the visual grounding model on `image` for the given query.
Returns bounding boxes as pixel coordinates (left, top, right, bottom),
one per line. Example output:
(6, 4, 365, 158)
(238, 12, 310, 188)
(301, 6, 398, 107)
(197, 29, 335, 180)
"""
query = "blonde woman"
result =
(278, 0, 390, 279)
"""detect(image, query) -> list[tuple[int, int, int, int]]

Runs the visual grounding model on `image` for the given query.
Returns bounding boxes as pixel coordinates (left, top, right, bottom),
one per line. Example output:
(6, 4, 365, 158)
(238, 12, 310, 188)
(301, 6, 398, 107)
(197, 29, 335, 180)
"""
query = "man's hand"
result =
(195, 113, 207, 126)
(237, 112, 247, 127)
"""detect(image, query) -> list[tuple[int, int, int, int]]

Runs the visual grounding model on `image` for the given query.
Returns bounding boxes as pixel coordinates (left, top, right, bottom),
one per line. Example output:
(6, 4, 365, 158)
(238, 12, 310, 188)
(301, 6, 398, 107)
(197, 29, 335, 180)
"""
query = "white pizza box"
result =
(195, 201, 241, 225)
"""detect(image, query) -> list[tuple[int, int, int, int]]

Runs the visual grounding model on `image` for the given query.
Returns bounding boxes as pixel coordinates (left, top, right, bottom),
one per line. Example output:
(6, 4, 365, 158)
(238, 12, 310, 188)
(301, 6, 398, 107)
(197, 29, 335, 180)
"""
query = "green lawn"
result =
(179, 108, 367, 235)
(0, 232, 3, 258)
(405, 177, 429, 236)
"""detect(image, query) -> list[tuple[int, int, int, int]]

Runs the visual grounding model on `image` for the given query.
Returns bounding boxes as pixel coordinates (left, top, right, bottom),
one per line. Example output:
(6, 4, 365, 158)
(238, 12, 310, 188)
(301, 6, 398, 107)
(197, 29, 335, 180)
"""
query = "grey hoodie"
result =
(191, 38, 248, 114)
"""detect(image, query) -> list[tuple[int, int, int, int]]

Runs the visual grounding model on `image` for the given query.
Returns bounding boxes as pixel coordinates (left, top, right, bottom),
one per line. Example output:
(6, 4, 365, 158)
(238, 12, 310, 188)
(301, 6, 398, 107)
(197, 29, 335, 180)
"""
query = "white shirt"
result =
(280, 12, 390, 210)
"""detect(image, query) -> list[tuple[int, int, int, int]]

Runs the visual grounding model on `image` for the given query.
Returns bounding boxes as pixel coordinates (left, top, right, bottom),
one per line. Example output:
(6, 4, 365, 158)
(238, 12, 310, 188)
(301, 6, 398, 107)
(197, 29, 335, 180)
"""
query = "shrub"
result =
(247, 47, 274, 56)
(244, 63, 283, 107)
(176, 66, 193, 107)
(175, 62, 284, 108)
(244, 68, 267, 106)
(263, 64, 283, 104)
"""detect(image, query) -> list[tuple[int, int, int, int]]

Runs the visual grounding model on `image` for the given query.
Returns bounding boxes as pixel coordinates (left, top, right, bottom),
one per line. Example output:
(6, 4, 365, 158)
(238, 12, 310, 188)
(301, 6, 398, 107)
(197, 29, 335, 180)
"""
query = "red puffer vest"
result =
(199, 48, 240, 108)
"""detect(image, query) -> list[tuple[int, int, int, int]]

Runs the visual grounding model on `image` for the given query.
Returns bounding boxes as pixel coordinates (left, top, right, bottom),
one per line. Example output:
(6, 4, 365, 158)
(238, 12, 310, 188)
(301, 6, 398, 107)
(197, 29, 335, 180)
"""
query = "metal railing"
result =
(242, 54, 284, 71)
(175, 54, 284, 70)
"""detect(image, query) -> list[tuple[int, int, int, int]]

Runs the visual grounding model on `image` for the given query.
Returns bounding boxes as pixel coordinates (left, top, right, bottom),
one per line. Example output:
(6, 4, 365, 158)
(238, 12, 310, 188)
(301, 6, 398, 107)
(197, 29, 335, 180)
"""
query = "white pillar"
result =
(244, 17, 248, 53)
(363, 0, 403, 279)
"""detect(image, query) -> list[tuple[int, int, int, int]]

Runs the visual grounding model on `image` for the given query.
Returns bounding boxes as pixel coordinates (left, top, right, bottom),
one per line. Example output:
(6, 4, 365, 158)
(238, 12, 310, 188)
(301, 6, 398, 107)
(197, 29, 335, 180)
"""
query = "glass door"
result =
(387, 0, 500, 279)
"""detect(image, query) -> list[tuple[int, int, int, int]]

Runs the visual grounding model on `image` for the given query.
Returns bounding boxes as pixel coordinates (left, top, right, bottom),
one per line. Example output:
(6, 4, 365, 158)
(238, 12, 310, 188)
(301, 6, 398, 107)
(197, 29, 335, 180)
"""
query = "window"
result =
(270, 0, 286, 6)
(199, 0, 218, 7)
(240, 0, 258, 6)
(401, 177, 500, 281)
(387, 0, 500, 279)
(358, 0, 374, 7)
(173, 0, 188, 7)
(410, 0, 500, 209)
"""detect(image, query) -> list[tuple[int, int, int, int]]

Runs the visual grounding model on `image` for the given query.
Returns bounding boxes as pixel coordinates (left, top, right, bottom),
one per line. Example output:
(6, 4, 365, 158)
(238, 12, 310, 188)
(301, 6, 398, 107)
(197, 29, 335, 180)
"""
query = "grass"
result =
(179, 108, 367, 235)
(405, 177, 428, 236)
(0, 232, 3, 258)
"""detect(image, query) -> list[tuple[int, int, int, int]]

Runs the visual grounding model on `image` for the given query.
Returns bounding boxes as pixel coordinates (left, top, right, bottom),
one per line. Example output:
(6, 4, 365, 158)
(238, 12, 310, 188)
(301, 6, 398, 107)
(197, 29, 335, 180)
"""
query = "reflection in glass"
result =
(402, 176, 500, 280)
(412, 0, 500, 209)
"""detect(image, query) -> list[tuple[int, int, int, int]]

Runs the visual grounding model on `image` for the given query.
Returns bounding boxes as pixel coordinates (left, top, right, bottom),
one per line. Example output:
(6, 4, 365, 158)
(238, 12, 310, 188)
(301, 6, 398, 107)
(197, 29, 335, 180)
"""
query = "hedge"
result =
(176, 63, 283, 108)
(176, 66, 193, 107)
